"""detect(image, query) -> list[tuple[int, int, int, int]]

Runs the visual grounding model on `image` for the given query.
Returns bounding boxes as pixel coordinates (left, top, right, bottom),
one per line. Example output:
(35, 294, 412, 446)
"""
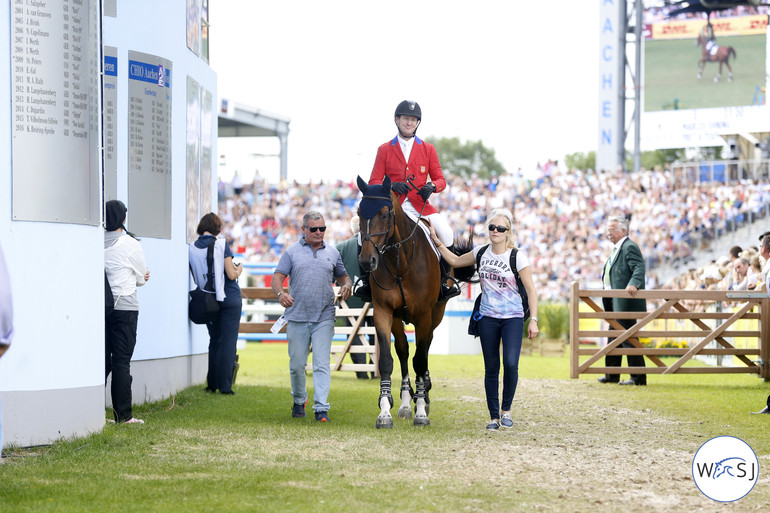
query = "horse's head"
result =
(696, 33, 704, 47)
(356, 175, 395, 272)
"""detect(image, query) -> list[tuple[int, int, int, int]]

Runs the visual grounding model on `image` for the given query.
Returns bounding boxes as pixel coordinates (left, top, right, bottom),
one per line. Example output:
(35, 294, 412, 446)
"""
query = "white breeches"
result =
(402, 199, 454, 247)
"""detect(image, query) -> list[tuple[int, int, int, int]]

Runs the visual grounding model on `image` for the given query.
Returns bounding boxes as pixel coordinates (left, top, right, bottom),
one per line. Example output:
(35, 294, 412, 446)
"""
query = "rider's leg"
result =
(427, 213, 461, 301)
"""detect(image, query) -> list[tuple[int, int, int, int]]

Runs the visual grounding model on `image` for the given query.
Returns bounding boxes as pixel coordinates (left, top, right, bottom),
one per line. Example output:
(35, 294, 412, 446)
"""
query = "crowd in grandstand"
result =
(218, 164, 770, 302)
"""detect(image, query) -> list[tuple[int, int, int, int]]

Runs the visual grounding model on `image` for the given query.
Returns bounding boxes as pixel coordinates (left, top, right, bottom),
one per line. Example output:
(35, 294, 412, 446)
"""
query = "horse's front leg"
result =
(391, 320, 413, 420)
(411, 322, 434, 426)
(697, 59, 704, 79)
(375, 310, 395, 429)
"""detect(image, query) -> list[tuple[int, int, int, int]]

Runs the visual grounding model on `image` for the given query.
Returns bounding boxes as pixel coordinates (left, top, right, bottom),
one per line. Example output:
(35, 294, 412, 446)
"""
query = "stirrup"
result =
(438, 283, 461, 301)
(353, 282, 372, 302)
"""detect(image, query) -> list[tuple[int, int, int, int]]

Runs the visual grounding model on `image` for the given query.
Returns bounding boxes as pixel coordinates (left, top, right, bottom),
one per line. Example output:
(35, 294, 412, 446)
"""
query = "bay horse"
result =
(696, 33, 736, 83)
(356, 175, 472, 428)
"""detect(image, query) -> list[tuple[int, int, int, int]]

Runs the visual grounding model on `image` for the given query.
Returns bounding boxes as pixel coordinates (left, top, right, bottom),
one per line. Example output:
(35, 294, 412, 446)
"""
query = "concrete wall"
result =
(0, 0, 216, 448)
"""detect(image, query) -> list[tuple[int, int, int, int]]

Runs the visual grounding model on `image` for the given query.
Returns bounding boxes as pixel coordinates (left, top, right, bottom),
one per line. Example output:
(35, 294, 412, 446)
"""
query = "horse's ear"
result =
(382, 175, 391, 192)
(356, 175, 368, 193)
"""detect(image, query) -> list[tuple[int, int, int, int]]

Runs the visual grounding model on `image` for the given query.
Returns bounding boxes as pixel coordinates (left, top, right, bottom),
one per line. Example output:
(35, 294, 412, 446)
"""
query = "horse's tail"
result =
(451, 231, 477, 284)
(729, 47, 736, 61)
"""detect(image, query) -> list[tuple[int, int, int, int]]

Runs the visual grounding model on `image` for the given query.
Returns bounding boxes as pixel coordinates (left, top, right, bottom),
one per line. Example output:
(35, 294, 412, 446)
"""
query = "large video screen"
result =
(641, 9, 769, 149)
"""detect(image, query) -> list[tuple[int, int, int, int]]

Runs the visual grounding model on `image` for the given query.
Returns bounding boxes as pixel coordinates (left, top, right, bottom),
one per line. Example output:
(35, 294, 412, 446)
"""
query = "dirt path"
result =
(443, 377, 769, 512)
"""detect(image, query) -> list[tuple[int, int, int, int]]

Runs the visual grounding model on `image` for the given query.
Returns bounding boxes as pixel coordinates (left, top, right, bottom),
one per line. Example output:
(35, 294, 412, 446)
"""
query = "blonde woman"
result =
(430, 208, 538, 430)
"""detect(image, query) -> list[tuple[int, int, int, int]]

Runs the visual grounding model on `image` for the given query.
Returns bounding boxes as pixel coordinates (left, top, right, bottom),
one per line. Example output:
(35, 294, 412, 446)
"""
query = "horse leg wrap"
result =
(379, 379, 393, 409)
(413, 379, 430, 426)
(415, 379, 426, 401)
(400, 376, 414, 399)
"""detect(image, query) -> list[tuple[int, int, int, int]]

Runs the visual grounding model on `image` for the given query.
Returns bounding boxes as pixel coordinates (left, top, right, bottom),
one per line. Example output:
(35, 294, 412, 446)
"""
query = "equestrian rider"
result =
(355, 100, 460, 302)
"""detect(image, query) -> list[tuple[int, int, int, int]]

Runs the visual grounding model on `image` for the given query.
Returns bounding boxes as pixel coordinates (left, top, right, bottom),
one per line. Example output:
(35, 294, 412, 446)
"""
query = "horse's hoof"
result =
(376, 416, 393, 429)
(398, 405, 412, 419)
(413, 416, 430, 427)
(714, 77, 719, 83)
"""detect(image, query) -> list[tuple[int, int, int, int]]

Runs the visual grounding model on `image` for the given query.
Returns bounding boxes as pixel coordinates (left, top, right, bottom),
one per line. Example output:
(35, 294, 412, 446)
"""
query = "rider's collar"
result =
(391, 135, 422, 146)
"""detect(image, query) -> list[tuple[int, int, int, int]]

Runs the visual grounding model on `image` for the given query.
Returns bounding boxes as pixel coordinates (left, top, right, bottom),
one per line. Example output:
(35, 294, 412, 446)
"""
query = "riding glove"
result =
(391, 182, 411, 195)
(418, 183, 436, 201)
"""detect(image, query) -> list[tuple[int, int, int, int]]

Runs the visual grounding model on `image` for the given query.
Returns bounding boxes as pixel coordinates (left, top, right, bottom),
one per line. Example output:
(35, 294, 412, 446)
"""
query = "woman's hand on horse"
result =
(419, 183, 436, 201)
(391, 182, 411, 195)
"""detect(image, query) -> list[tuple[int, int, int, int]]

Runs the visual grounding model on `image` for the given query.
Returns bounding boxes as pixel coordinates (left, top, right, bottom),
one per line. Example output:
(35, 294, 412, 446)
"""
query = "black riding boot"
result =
(353, 242, 373, 302)
(438, 245, 461, 302)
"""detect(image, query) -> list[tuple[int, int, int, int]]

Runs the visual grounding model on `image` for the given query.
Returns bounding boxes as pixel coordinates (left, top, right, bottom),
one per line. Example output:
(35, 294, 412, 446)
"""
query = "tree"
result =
(636, 148, 686, 170)
(427, 137, 506, 179)
(565, 151, 596, 171)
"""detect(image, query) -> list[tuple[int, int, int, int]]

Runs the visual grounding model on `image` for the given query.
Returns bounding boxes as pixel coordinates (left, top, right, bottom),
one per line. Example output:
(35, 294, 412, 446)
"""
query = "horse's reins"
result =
(360, 177, 431, 321)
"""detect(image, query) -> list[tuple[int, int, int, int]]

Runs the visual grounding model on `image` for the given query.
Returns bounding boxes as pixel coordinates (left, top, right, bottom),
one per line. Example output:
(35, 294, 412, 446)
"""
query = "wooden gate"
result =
(569, 282, 770, 380)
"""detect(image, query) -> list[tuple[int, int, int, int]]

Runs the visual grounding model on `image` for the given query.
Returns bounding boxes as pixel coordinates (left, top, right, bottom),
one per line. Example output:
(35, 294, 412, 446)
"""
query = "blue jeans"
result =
(478, 316, 524, 420)
(287, 319, 335, 413)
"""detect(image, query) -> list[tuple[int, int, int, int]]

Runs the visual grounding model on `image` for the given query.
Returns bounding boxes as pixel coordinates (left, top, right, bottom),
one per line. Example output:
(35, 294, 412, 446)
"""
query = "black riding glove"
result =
(391, 182, 411, 196)
(419, 183, 437, 201)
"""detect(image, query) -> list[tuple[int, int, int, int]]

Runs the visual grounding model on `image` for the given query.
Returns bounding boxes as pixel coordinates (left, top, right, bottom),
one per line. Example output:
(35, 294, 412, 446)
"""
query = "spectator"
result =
(189, 212, 244, 395)
(104, 200, 150, 424)
(730, 257, 750, 291)
(0, 242, 13, 458)
(598, 216, 647, 386)
(271, 210, 352, 422)
(747, 255, 763, 290)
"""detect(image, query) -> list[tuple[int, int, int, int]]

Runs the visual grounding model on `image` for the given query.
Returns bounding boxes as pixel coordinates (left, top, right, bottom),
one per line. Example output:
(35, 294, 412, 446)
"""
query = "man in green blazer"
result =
(599, 216, 647, 386)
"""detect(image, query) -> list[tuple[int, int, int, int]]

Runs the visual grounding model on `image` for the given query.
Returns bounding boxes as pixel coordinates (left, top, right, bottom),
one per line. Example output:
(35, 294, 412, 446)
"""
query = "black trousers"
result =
(105, 310, 139, 422)
(206, 301, 241, 393)
(602, 298, 646, 384)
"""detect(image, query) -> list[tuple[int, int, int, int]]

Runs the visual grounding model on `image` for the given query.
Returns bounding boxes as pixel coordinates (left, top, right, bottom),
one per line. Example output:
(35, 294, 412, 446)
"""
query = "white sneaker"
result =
(124, 418, 144, 424)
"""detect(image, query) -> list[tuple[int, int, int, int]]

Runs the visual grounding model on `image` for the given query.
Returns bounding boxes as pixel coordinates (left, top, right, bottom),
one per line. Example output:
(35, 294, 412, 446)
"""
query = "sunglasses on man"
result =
(488, 224, 508, 233)
(305, 226, 327, 233)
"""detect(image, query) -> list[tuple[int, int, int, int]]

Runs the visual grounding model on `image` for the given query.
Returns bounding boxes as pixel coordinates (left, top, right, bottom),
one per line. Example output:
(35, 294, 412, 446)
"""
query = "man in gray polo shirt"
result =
(271, 210, 352, 422)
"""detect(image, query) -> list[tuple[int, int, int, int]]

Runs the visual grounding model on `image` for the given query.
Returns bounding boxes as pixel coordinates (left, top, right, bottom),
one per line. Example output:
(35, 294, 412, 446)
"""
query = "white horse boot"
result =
(376, 378, 394, 429)
(398, 376, 413, 419)
(413, 378, 430, 426)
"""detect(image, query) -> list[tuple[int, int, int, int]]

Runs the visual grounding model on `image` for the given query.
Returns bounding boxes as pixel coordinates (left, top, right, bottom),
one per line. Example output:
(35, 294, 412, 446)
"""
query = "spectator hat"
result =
(699, 265, 722, 281)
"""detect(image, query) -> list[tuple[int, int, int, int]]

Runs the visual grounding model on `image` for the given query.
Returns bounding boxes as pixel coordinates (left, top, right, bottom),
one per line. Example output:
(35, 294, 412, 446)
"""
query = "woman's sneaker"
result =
(486, 419, 500, 430)
(500, 412, 513, 428)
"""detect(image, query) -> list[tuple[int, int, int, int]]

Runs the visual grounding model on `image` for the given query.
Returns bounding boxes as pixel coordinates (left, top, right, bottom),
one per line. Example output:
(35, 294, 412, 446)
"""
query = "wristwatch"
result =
(530, 317, 538, 322)
(276, 291, 284, 298)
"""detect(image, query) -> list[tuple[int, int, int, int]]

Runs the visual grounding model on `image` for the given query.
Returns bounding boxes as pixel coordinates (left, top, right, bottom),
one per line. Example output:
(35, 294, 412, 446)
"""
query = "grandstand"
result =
(218, 165, 770, 301)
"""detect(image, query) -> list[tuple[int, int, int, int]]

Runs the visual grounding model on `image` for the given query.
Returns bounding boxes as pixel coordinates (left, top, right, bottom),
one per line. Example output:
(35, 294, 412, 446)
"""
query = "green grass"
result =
(644, 35, 766, 111)
(1, 343, 769, 512)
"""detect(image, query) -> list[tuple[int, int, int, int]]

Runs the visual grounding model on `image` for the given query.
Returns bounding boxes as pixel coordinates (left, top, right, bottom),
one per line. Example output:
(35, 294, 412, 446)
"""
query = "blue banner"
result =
(128, 60, 171, 88)
(104, 55, 118, 77)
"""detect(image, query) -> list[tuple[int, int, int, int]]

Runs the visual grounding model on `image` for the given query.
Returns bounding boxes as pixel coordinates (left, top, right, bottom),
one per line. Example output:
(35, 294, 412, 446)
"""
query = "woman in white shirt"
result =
(104, 200, 150, 424)
(431, 208, 539, 430)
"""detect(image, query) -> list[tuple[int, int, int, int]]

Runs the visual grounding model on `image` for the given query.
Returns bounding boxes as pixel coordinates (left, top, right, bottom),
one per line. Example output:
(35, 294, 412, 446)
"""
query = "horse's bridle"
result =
(359, 187, 427, 294)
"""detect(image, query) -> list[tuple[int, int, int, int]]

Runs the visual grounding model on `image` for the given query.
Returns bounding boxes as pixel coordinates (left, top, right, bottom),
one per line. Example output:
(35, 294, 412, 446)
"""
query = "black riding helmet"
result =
(394, 100, 421, 139)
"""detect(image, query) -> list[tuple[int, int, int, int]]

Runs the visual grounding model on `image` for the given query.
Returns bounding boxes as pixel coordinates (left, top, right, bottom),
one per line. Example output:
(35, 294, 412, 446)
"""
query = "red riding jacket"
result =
(369, 136, 446, 216)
